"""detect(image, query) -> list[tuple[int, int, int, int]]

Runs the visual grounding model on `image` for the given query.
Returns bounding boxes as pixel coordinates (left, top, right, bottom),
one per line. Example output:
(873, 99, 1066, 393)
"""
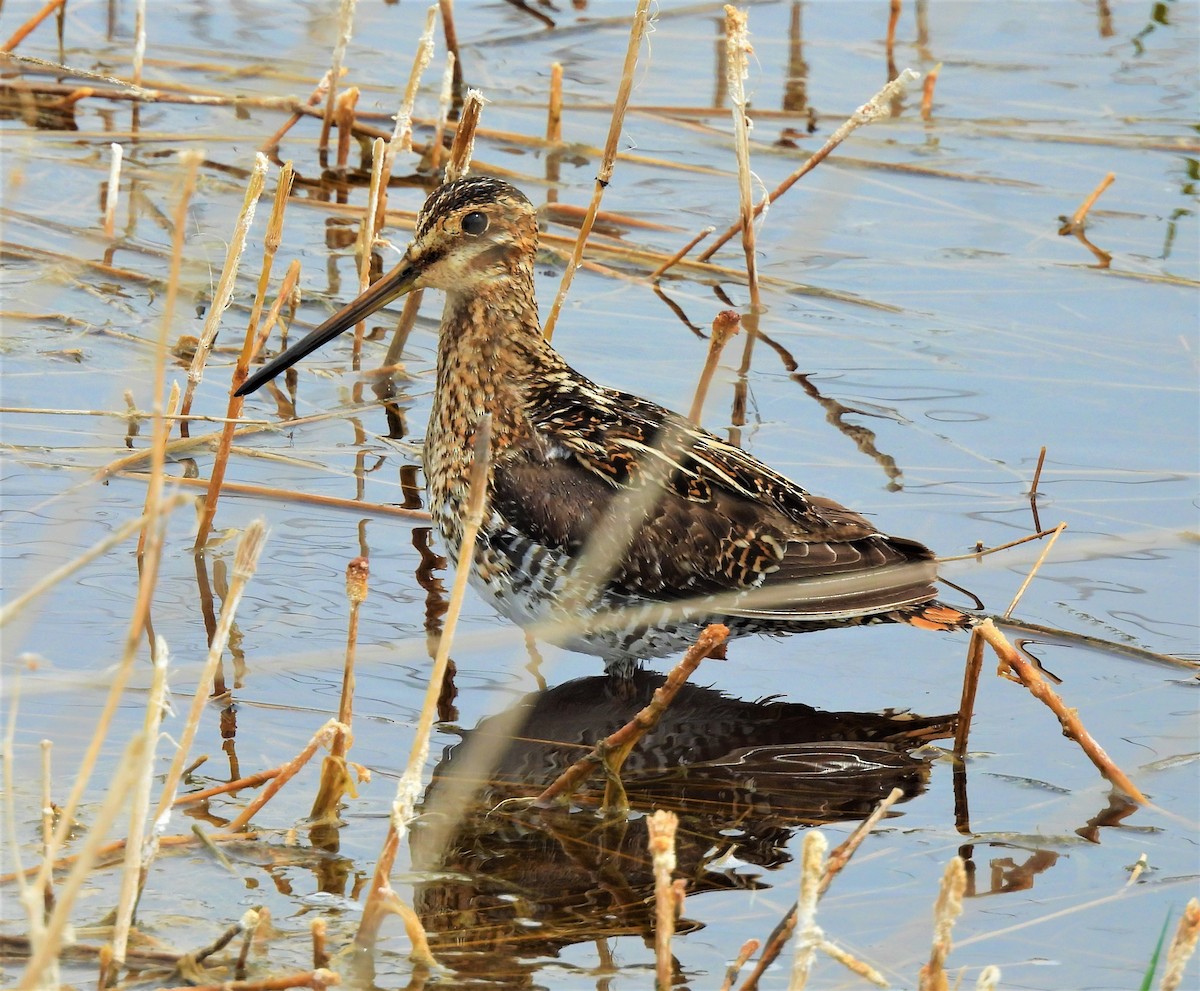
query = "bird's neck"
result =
(424, 273, 566, 533)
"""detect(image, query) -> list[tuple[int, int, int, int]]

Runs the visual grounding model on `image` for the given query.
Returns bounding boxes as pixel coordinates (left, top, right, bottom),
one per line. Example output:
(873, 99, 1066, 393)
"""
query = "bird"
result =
(237, 176, 972, 674)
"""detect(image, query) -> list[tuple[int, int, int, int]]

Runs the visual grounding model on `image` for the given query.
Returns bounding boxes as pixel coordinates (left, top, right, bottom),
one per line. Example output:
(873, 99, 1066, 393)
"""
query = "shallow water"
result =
(2, 1, 1198, 988)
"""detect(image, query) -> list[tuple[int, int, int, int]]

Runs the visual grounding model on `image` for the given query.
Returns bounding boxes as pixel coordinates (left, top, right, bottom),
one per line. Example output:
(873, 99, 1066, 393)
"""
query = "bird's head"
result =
(236, 176, 537, 397)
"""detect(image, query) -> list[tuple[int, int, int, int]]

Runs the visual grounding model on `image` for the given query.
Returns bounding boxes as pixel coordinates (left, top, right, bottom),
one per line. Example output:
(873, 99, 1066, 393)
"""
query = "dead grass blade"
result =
(541, 0, 652, 341)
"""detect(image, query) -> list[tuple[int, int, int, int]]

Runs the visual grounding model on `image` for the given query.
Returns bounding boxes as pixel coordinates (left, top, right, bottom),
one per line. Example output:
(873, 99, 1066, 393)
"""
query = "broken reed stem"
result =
(376, 3, 437, 233)
(174, 767, 281, 805)
(649, 225, 714, 280)
(354, 137, 386, 371)
(719, 940, 761, 991)
(920, 62, 942, 121)
(1003, 521, 1066, 619)
(195, 161, 296, 551)
(546, 61, 563, 144)
(788, 830, 827, 990)
(648, 810, 680, 991)
(131, 0, 147, 87)
(952, 628, 985, 758)
(724, 6, 760, 309)
(103, 142, 123, 238)
(311, 918, 329, 969)
(0, 495, 189, 626)
(534, 624, 729, 808)
(937, 525, 1063, 562)
(885, 0, 901, 69)
(354, 417, 494, 959)
(2, 680, 36, 962)
(541, 0, 652, 342)
(739, 788, 904, 991)
(917, 857, 967, 991)
(121, 471, 432, 522)
(157, 969, 340, 991)
(334, 557, 369, 758)
(427, 52, 456, 173)
(1162, 897, 1200, 991)
(111, 640, 170, 968)
(2, 830, 258, 886)
(1, 0, 67, 52)
(226, 721, 344, 834)
(699, 68, 920, 262)
(437, 0, 463, 111)
(688, 309, 740, 424)
(1030, 444, 1048, 496)
(249, 259, 302, 363)
(1067, 171, 1116, 229)
(18, 732, 147, 991)
(975, 967, 1001, 991)
(28, 151, 202, 923)
(443, 88, 483, 182)
(180, 154, 269, 430)
(333, 86, 360, 173)
(318, 0, 358, 162)
(308, 555, 369, 822)
(151, 523, 269, 840)
(261, 69, 338, 157)
(973, 618, 1147, 803)
(383, 289, 424, 367)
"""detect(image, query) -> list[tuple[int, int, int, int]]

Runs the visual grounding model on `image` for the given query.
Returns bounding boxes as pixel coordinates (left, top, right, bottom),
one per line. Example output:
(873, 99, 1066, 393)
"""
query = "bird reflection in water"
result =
(408, 671, 955, 978)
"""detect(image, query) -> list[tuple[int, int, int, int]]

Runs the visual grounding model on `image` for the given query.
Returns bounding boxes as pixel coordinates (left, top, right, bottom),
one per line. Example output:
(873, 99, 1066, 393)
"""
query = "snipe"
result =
(238, 177, 971, 672)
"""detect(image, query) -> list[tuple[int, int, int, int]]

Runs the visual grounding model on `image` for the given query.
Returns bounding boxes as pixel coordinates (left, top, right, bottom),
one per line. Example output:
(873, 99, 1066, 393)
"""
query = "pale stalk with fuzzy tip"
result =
(542, 0, 653, 341)
(111, 638, 170, 968)
(180, 154, 269, 427)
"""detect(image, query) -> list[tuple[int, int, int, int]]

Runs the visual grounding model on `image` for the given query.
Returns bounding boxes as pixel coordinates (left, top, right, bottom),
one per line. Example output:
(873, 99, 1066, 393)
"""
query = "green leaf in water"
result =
(1139, 906, 1172, 991)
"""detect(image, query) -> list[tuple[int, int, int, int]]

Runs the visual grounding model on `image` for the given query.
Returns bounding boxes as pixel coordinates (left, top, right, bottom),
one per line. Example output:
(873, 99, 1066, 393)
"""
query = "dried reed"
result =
(718, 940, 761, 991)
(318, 0, 359, 163)
(917, 857, 967, 991)
(649, 225, 714, 280)
(1061, 171, 1116, 232)
(354, 137, 386, 369)
(354, 418, 493, 959)
(688, 310, 740, 424)
(427, 51, 456, 173)
(25, 153, 202, 949)
(1161, 897, 1200, 991)
(699, 68, 921, 262)
(110, 640, 170, 968)
(309, 557, 370, 822)
(374, 4, 437, 230)
(150, 522, 268, 841)
(920, 62, 942, 121)
(122, 471, 431, 521)
(179, 154, 269, 432)
(1, 0, 67, 52)
(103, 142, 122, 238)
(952, 627, 985, 759)
(195, 161, 296, 550)
(333, 86, 360, 172)
(444, 88, 483, 182)
(226, 720, 344, 834)
(533, 624, 729, 810)
(131, 0, 147, 87)
(541, 0, 652, 341)
(648, 809, 681, 990)
(18, 731, 148, 990)
(739, 788, 904, 990)
(974, 618, 1146, 802)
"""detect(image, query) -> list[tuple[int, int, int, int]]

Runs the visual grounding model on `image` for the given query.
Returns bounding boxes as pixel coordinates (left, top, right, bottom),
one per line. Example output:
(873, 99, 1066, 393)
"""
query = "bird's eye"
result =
(461, 211, 489, 236)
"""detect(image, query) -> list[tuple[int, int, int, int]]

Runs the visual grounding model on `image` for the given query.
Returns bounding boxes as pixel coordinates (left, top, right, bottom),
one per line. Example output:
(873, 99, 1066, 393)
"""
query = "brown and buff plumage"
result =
(238, 177, 972, 671)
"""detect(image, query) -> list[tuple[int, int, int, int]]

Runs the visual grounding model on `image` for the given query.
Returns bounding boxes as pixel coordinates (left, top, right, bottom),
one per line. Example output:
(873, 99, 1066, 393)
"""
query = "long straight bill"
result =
(235, 259, 419, 396)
